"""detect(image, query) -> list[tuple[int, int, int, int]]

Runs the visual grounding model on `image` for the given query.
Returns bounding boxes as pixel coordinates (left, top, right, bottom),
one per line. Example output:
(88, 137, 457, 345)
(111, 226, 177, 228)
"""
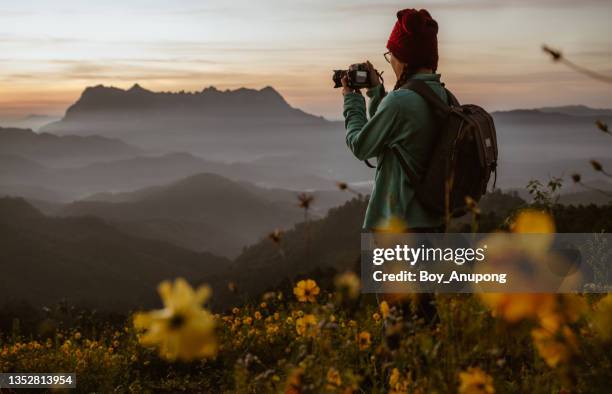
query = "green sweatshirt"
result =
(343, 73, 446, 231)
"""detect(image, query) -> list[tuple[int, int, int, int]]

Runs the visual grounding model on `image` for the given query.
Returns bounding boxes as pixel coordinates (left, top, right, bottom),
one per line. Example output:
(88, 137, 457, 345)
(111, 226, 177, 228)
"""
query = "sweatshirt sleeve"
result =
(343, 91, 401, 160)
(366, 84, 386, 118)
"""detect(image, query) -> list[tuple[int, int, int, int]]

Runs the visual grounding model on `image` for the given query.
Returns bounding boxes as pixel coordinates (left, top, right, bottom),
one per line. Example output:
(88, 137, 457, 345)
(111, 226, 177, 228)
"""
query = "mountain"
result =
(0, 197, 230, 311)
(41, 84, 329, 138)
(0, 114, 60, 130)
(491, 108, 612, 125)
(60, 152, 340, 194)
(538, 105, 612, 117)
(0, 127, 141, 166)
(201, 197, 367, 307)
(59, 173, 308, 257)
(491, 105, 612, 126)
(0, 154, 47, 183)
(0, 149, 355, 203)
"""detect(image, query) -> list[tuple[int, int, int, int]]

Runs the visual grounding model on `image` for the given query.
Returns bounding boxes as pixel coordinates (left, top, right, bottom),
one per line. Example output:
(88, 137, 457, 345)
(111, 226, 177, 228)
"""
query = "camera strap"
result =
(364, 159, 376, 168)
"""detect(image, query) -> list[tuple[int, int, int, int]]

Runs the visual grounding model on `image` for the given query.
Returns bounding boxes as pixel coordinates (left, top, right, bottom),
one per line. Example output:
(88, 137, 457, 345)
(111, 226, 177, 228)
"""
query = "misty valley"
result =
(1, 84, 612, 312)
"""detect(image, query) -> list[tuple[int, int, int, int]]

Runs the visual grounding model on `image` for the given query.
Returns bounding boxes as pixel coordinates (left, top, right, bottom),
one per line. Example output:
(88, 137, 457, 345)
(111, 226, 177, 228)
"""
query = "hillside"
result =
(0, 127, 141, 166)
(491, 108, 612, 125)
(0, 197, 229, 311)
(59, 173, 307, 257)
(220, 197, 368, 305)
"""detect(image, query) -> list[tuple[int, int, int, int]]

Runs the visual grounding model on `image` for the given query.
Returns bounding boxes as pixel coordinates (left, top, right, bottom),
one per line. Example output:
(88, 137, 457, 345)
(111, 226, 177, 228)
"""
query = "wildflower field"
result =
(1, 272, 610, 393)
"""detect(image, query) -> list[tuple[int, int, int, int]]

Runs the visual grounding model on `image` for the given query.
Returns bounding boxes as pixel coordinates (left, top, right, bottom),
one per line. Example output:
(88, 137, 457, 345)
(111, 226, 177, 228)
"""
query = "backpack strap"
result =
(445, 88, 460, 107)
(364, 80, 458, 172)
(393, 79, 457, 186)
(401, 79, 452, 116)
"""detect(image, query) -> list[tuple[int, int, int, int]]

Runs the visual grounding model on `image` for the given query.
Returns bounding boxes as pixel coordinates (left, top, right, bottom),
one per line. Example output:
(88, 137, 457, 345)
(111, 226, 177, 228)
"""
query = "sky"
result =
(0, 0, 611, 120)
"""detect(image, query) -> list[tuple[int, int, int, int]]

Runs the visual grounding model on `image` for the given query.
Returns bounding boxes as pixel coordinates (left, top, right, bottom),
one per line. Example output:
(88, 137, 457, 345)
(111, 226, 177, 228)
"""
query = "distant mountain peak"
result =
(128, 83, 150, 93)
(42, 83, 329, 135)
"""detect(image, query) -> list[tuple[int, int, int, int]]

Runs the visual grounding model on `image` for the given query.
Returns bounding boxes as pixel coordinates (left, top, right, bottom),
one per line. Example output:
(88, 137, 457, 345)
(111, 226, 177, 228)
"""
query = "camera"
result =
(333, 63, 374, 89)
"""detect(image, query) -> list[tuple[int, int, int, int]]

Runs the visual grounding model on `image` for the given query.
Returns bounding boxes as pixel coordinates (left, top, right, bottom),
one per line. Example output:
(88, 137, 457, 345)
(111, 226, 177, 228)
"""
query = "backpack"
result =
(392, 79, 498, 218)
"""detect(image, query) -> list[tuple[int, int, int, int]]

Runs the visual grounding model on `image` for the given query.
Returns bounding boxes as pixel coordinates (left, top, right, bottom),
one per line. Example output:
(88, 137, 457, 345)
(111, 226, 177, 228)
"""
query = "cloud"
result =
(331, 0, 611, 13)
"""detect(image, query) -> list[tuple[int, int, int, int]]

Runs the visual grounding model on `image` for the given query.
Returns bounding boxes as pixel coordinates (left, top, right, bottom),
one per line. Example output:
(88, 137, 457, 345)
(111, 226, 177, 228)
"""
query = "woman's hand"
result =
(341, 76, 359, 96)
(365, 61, 382, 88)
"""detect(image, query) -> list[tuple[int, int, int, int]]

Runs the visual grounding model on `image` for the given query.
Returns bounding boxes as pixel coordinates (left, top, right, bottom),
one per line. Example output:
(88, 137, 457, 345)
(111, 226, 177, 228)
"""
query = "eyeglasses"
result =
(384, 51, 391, 64)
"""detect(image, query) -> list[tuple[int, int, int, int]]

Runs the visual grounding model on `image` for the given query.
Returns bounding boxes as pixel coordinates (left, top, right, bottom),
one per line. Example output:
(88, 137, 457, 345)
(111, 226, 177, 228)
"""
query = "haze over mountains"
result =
(0, 114, 60, 131)
(1, 82, 611, 310)
(59, 173, 307, 258)
(0, 126, 140, 166)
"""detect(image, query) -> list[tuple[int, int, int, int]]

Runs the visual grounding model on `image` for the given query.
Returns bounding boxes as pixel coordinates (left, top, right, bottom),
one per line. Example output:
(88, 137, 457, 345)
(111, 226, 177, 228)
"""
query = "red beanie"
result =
(387, 9, 438, 71)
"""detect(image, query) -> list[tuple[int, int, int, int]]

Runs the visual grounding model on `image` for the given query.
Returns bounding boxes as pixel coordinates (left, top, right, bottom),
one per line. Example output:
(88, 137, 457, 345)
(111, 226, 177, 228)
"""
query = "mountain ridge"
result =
(0, 197, 230, 311)
(0, 126, 141, 166)
(41, 84, 329, 137)
(59, 172, 308, 257)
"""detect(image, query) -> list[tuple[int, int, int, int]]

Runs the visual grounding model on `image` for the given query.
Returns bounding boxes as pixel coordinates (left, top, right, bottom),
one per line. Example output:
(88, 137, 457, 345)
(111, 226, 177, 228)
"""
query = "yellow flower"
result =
(334, 271, 361, 300)
(326, 367, 342, 388)
(254, 311, 262, 320)
(295, 314, 318, 337)
(285, 367, 304, 394)
(511, 209, 555, 234)
(531, 325, 577, 368)
(389, 368, 410, 394)
(479, 293, 556, 323)
(243, 317, 253, 326)
(372, 313, 381, 322)
(133, 278, 216, 361)
(357, 331, 372, 350)
(294, 279, 320, 303)
(458, 367, 495, 394)
(380, 301, 390, 319)
(538, 295, 586, 332)
(593, 294, 612, 341)
(374, 216, 408, 233)
(266, 324, 280, 336)
(232, 307, 240, 315)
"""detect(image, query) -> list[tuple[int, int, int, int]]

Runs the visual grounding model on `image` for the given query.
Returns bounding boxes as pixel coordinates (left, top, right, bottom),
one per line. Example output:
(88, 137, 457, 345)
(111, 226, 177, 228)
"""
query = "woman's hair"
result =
(393, 64, 420, 91)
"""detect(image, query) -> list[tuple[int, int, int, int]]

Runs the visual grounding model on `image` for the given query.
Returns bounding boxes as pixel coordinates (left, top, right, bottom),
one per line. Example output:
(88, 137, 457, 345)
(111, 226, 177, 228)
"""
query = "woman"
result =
(342, 8, 446, 233)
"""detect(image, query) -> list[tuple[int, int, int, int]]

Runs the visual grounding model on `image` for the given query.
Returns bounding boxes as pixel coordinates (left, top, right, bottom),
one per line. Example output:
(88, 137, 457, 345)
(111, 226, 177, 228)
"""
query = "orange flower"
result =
(293, 279, 320, 303)
(531, 325, 578, 368)
(479, 293, 556, 323)
(458, 367, 495, 394)
(593, 294, 612, 341)
(357, 331, 372, 350)
(295, 314, 318, 337)
(511, 209, 555, 234)
(326, 367, 342, 388)
(380, 301, 390, 319)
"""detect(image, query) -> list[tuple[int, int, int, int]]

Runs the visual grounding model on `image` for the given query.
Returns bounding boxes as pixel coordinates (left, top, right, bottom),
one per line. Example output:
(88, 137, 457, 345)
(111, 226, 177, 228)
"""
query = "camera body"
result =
(333, 63, 372, 89)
